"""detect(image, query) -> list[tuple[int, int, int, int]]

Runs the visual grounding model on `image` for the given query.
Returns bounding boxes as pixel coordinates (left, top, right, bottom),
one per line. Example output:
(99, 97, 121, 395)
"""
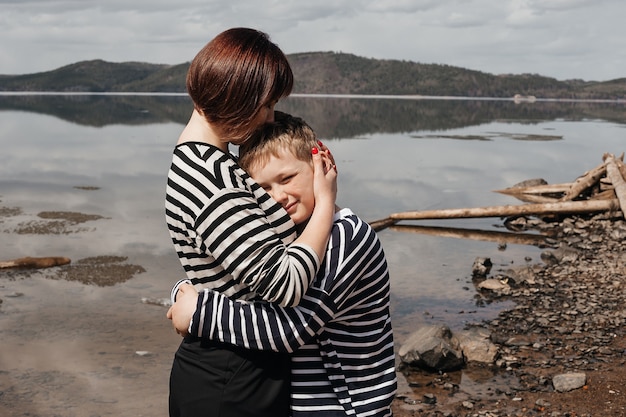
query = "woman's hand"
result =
(294, 142, 338, 263)
(166, 283, 199, 336)
(311, 144, 337, 207)
(317, 140, 336, 173)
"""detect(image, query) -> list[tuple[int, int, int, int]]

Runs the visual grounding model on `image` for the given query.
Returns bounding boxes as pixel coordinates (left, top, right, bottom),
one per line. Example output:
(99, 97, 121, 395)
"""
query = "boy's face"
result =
(249, 148, 315, 226)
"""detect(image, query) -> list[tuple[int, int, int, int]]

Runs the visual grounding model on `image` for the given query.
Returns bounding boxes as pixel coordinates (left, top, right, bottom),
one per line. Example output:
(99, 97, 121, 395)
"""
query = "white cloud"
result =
(0, 0, 624, 81)
(363, 0, 439, 14)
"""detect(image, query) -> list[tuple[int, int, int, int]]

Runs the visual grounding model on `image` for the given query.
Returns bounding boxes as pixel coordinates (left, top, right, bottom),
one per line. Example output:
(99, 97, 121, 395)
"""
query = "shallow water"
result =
(2, 96, 625, 326)
(1, 95, 625, 415)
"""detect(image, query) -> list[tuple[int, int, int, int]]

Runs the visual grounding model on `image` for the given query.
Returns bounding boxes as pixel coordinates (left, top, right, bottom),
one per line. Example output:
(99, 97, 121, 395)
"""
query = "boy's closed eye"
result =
(258, 173, 296, 191)
(280, 174, 295, 184)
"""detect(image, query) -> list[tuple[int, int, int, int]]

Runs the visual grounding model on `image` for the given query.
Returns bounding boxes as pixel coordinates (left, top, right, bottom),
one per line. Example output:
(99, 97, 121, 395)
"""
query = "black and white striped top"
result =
(165, 142, 320, 307)
(191, 208, 397, 417)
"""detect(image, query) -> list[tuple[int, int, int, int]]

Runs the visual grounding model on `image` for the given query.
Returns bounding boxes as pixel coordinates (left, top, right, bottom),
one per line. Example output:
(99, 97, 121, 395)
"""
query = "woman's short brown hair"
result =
(187, 28, 294, 143)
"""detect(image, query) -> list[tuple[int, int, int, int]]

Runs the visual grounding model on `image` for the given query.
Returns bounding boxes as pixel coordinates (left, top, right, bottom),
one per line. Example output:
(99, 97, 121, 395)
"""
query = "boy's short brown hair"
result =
(238, 111, 318, 174)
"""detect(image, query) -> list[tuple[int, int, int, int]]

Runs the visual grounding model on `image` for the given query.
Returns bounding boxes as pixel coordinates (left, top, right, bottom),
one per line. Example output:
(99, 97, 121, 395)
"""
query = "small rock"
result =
(511, 178, 548, 188)
(472, 257, 493, 277)
(398, 324, 465, 372)
(457, 327, 499, 364)
(477, 278, 511, 294)
(422, 393, 437, 405)
(535, 398, 551, 407)
(552, 372, 586, 392)
(141, 297, 172, 307)
(402, 397, 418, 405)
(6, 292, 24, 298)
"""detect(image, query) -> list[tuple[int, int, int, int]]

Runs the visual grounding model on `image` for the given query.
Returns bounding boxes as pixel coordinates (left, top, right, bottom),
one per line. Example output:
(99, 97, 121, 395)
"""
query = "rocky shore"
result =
(392, 212, 626, 416)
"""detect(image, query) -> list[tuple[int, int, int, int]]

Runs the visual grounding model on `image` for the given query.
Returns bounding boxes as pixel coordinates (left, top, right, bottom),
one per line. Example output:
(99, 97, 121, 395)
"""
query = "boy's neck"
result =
(295, 205, 341, 235)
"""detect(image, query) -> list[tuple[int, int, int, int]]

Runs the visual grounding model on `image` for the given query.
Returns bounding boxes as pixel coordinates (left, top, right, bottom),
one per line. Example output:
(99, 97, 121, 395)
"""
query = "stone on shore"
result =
(398, 324, 465, 371)
(456, 326, 499, 364)
(552, 372, 587, 392)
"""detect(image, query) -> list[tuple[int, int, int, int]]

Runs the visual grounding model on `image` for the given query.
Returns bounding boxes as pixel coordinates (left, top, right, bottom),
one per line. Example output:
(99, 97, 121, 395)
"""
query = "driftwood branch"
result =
(370, 153, 625, 232)
(495, 182, 572, 196)
(603, 153, 626, 218)
(389, 224, 552, 247)
(369, 217, 398, 232)
(590, 189, 619, 201)
(500, 193, 560, 204)
(389, 199, 620, 221)
(559, 162, 607, 202)
(616, 155, 626, 179)
(0, 256, 71, 269)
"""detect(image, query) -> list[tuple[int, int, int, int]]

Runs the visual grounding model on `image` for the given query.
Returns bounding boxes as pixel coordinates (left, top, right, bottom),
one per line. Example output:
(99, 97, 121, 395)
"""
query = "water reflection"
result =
(1, 95, 625, 332)
(1, 94, 624, 137)
(0, 94, 193, 126)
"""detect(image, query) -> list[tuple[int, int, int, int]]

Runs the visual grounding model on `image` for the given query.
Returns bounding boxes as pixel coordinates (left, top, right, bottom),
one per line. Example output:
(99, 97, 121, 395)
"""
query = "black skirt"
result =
(169, 336, 291, 417)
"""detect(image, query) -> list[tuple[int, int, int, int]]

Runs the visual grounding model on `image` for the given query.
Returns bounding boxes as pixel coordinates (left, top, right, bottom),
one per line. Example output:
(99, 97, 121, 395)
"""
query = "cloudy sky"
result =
(1, 0, 624, 81)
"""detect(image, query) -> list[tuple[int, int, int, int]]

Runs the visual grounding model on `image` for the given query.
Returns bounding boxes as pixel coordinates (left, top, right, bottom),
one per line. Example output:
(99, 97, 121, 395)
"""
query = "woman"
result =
(165, 28, 337, 417)
(169, 111, 396, 417)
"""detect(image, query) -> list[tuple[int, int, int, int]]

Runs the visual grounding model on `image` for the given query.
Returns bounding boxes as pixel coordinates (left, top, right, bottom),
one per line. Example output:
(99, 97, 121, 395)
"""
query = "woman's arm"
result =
(290, 149, 337, 261)
(167, 145, 336, 307)
(238, 149, 337, 305)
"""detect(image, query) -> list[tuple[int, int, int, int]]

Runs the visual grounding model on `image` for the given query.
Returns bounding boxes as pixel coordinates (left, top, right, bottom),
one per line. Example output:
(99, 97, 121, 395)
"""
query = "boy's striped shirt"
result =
(192, 209, 397, 417)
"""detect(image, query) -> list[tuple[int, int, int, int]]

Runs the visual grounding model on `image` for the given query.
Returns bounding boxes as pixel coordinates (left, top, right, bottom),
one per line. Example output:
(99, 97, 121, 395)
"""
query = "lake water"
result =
(1, 94, 625, 333)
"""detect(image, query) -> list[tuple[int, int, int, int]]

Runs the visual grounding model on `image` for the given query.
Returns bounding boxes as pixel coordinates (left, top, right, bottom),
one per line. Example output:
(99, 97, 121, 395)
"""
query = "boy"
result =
(169, 111, 397, 417)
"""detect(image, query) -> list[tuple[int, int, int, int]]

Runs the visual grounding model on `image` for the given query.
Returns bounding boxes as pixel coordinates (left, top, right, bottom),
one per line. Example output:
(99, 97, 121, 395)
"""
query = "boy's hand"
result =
(166, 283, 199, 336)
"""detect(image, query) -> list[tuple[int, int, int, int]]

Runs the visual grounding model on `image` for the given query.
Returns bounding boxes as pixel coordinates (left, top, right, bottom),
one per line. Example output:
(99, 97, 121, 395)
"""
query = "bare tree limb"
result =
(389, 199, 620, 221)
(559, 162, 607, 202)
(0, 257, 71, 269)
(604, 153, 626, 218)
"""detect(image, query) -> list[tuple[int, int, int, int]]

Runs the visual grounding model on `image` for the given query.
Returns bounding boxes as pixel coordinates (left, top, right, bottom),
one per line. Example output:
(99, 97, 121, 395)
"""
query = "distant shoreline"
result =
(0, 91, 624, 104)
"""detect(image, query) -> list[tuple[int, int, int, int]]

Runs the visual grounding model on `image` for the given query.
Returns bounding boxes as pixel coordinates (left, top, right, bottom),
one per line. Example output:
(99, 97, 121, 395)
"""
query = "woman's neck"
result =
(177, 109, 228, 152)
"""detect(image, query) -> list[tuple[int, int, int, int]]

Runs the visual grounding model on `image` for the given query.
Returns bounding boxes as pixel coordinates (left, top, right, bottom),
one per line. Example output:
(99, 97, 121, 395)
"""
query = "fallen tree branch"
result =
(495, 182, 572, 196)
(501, 193, 561, 204)
(590, 189, 618, 201)
(389, 199, 620, 221)
(559, 162, 607, 202)
(389, 224, 552, 247)
(369, 217, 397, 232)
(0, 256, 71, 269)
(616, 155, 626, 179)
(604, 153, 626, 218)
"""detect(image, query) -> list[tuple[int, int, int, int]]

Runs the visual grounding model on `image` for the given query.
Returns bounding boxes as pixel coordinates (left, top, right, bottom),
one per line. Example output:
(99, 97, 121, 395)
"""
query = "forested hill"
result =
(0, 52, 625, 99)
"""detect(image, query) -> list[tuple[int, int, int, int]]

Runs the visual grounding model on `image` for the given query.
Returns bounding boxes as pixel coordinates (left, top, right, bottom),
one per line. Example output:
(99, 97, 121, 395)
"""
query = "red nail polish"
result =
(318, 140, 323, 147)
(312, 147, 318, 155)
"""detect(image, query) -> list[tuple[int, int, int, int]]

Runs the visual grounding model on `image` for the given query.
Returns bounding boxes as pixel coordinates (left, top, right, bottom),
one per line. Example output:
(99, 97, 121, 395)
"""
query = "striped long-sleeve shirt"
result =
(165, 142, 320, 307)
(191, 208, 397, 417)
